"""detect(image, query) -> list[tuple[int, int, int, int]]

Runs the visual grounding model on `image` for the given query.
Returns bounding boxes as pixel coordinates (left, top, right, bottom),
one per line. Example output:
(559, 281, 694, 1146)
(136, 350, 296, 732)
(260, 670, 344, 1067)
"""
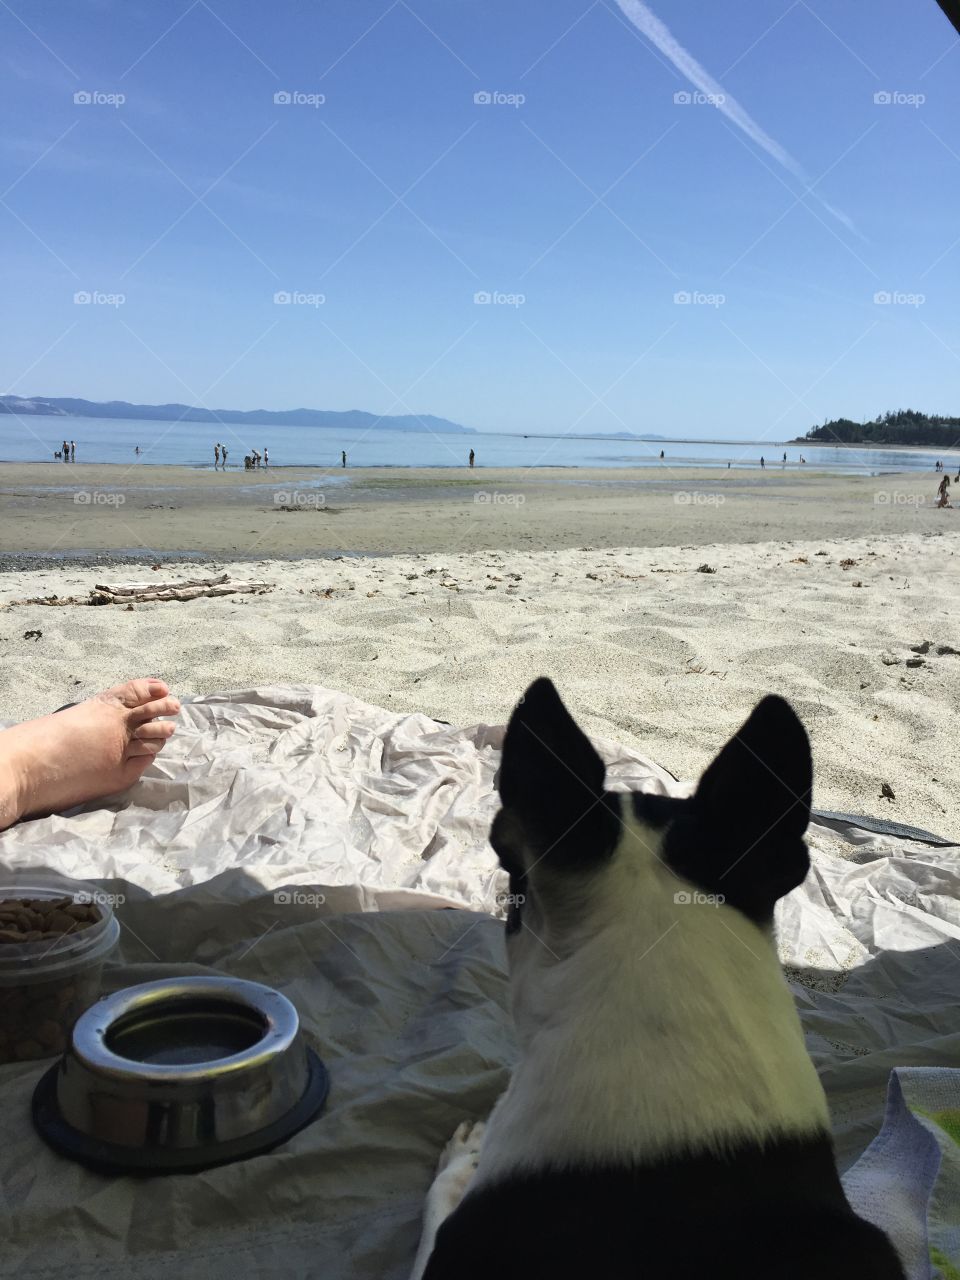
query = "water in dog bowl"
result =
(104, 996, 268, 1065)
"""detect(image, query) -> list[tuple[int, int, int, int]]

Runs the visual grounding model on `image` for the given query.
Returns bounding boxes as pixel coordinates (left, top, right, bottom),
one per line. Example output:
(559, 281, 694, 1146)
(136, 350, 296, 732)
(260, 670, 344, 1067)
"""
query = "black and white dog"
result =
(410, 678, 904, 1279)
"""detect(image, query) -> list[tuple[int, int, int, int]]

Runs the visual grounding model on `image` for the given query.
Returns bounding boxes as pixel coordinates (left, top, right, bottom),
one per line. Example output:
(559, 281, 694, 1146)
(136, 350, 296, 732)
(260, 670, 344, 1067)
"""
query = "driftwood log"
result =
(9, 574, 272, 606)
(93, 573, 231, 595)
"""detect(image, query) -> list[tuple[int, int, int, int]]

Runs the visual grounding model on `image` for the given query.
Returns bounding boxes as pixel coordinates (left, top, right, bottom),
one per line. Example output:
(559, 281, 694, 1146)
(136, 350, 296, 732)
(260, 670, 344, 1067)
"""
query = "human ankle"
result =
(0, 731, 28, 830)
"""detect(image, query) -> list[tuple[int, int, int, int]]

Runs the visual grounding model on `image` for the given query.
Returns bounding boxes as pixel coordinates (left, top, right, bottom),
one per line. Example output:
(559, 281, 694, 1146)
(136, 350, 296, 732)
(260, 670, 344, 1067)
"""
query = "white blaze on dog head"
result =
(480, 678, 830, 1181)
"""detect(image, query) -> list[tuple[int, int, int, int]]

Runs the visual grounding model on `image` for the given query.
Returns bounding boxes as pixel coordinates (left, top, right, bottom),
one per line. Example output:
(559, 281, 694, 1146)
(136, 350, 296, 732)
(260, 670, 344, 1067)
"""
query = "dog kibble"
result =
(0, 897, 99, 936)
(0, 896, 104, 1064)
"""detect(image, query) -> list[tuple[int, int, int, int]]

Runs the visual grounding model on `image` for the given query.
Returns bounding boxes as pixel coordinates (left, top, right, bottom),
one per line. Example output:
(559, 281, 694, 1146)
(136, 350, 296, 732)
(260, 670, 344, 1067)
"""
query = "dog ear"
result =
(495, 678, 620, 871)
(686, 695, 812, 918)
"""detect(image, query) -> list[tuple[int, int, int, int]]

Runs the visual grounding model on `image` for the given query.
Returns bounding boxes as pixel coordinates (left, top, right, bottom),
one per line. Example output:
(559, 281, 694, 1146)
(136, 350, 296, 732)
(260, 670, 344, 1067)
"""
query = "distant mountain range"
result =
(0, 395, 475, 435)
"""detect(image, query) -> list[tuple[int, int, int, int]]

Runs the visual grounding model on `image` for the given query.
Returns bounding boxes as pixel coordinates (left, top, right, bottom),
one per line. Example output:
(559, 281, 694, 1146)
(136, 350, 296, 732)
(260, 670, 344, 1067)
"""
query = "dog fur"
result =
(410, 679, 904, 1279)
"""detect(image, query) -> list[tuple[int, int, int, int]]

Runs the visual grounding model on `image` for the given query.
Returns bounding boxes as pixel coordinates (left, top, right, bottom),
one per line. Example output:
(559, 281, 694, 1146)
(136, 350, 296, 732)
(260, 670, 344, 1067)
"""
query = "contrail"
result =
(615, 0, 857, 235)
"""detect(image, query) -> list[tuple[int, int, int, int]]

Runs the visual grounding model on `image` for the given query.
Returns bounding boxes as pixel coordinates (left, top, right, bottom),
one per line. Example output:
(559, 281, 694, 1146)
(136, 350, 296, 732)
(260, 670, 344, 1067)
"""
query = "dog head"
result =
(491, 678, 812, 1016)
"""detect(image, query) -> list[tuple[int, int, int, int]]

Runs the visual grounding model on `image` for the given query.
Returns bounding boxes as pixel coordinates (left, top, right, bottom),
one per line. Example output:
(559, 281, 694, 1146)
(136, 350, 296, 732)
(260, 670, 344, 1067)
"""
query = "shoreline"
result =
(0, 464, 953, 558)
(3, 433, 954, 453)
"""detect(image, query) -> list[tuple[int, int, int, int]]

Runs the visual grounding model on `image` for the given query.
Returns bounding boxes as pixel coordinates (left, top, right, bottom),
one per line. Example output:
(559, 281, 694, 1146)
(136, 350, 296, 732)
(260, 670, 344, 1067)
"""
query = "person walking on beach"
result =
(760, 455, 765, 469)
(783, 451, 787, 464)
(937, 475, 952, 508)
(469, 449, 475, 468)
(342, 450, 347, 468)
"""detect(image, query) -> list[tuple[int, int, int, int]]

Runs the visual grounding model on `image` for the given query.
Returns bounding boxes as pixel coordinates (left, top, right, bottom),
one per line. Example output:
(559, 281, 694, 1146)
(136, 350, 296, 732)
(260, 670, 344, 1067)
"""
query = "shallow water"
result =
(0, 414, 950, 475)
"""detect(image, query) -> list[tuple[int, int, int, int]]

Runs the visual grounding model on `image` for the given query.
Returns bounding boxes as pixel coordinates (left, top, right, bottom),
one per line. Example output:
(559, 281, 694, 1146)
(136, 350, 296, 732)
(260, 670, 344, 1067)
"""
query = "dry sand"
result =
(0, 462, 952, 556)
(1, 531, 957, 838)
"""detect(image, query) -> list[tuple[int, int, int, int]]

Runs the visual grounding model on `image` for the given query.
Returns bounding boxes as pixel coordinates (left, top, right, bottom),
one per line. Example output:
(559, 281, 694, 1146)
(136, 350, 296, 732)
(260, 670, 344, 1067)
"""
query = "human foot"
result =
(0, 679, 181, 831)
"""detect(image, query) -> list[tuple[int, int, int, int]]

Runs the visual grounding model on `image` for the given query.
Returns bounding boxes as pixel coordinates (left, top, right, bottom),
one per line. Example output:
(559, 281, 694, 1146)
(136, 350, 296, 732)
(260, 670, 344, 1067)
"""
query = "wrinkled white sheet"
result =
(0, 686, 957, 1277)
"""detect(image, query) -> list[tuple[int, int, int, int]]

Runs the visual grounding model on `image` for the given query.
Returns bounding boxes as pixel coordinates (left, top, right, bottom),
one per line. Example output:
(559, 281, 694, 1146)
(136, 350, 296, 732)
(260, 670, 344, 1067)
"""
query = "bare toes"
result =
(107, 678, 170, 709)
(132, 720, 176, 741)
(128, 694, 181, 725)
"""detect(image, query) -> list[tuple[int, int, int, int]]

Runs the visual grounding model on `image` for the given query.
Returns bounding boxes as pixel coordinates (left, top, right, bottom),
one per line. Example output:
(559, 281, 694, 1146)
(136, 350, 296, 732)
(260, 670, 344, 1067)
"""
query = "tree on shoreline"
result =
(800, 409, 960, 446)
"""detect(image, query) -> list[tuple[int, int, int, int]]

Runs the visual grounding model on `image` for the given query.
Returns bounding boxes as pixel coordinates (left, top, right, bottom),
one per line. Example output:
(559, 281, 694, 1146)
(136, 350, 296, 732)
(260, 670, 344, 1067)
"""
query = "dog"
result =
(410, 678, 905, 1279)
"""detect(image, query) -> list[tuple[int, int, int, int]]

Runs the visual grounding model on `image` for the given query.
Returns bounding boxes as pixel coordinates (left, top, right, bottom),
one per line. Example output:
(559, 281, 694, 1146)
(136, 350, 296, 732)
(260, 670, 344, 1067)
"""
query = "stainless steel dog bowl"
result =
(32, 976, 329, 1174)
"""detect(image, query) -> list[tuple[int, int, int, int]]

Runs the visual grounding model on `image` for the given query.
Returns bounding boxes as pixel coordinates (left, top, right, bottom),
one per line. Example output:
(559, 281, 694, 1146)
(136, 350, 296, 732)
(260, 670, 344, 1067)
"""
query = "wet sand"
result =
(0, 463, 950, 559)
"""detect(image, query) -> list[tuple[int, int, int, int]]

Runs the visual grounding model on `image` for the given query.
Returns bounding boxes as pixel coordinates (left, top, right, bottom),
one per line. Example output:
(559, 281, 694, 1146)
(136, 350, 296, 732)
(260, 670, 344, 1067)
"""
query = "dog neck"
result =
(474, 813, 831, 1188)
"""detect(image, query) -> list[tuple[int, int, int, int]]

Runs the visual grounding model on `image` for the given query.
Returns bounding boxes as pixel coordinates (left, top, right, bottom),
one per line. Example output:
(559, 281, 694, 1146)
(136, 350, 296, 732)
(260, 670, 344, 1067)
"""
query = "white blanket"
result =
(0, 687, 957, 1277)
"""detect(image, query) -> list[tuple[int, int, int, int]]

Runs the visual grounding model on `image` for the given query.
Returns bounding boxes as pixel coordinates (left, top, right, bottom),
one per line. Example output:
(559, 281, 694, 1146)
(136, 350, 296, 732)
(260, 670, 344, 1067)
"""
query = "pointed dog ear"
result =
(495, 678, 620, 872)
(673, 695, 812, 921)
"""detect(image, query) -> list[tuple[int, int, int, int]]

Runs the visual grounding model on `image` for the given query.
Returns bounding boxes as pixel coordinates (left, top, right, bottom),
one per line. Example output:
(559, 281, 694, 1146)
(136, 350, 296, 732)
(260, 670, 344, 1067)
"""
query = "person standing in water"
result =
(214, 443, 220, 467)
(263, 447, 268, 467)
(70, 441, 76, 461)
(222, 446, 228, 467)
(342, 450, 347, 468)
(760, 456, 765, 469)
(469, 449, 475, 468)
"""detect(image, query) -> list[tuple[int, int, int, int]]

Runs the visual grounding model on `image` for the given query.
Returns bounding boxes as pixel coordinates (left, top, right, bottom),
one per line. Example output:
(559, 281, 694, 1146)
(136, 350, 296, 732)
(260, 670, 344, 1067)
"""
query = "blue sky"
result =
(1, 0, 959, 439)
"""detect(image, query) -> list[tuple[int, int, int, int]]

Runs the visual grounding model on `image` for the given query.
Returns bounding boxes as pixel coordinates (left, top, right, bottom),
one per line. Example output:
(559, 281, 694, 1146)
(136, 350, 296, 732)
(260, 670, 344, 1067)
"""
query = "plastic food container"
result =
(0, 876, 121, 1064)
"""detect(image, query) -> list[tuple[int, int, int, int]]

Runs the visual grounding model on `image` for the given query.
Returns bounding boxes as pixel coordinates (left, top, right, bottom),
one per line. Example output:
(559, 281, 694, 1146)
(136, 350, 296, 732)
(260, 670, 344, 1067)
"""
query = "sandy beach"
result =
(1, 526, 957, 838)
(0, 462, 952, 559)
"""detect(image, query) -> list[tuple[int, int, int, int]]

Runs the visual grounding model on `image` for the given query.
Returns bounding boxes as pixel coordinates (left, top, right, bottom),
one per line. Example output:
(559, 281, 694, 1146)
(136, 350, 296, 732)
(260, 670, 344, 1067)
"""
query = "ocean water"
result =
(0, 414, 950, 476)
